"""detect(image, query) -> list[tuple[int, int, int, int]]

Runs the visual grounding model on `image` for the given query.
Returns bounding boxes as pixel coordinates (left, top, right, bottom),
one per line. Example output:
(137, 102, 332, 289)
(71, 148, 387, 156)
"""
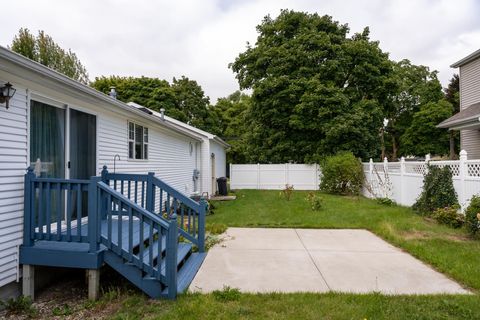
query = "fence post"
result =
(146, 172, 155, 212)
(257, 163, 260, 189)
(459, 150, 468, 211)
(23, 167, 35, 247)
(400, 157, 405, 205)
(315, 164, 319, 190)
(88, 176, 101, 253)
(166, 213, 178, 299)
(285, 163, 288, 187)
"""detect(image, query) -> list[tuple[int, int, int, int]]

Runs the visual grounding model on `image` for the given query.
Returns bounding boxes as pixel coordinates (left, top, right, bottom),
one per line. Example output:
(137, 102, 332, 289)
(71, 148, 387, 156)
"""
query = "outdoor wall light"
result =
(0, 82, 16, 109)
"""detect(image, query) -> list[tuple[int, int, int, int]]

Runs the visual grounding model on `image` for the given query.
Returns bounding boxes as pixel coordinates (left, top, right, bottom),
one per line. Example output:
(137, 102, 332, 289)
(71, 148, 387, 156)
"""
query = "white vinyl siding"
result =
(211, 141, 226, 179)
(0, 67, 200, 292)
(0, 79, 27, 288)
(459, 58, 480, 159)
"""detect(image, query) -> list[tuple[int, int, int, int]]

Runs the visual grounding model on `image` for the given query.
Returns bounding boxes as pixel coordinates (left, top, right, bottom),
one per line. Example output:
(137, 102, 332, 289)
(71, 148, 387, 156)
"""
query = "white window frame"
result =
(128, 121, 149, 160)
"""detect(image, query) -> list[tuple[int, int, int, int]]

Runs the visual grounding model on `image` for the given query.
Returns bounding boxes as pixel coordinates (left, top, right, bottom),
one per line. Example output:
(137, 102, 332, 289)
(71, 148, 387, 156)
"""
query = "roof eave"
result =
(451, 48, 480, 68)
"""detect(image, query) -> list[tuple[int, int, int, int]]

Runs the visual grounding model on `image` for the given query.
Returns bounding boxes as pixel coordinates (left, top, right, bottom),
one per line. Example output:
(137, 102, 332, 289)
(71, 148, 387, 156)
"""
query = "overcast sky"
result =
(2, 0, 479, 103)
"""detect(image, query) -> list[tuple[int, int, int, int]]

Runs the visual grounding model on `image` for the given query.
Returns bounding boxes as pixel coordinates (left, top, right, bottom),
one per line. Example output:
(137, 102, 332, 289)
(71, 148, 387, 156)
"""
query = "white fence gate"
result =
(230, 164, 320, 190)
(363, 150, 480, 211)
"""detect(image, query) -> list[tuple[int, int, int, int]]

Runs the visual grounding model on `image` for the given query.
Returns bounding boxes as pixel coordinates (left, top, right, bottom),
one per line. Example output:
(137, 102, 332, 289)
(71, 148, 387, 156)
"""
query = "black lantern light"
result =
(0, 82, 16, 109)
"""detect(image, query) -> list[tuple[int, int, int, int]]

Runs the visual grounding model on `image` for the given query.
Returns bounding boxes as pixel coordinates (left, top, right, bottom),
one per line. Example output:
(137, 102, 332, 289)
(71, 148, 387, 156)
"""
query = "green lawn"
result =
(107, 190, 480, 319)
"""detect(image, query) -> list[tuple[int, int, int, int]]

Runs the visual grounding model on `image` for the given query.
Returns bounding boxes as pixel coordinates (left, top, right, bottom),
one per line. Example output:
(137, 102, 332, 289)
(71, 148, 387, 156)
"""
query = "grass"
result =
(106, 190, 480, 319)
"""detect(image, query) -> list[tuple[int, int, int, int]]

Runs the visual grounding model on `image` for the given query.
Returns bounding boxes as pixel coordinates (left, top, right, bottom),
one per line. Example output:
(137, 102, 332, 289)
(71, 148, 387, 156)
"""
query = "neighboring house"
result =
(438, 48, 480, 158)
(0, 46, 227, 298)
(127, 102, 229, 196)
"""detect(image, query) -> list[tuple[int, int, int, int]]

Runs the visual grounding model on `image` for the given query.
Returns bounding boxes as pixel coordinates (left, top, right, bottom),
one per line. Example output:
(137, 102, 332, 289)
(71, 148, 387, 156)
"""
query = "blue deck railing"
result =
(22, 166, 206, 298)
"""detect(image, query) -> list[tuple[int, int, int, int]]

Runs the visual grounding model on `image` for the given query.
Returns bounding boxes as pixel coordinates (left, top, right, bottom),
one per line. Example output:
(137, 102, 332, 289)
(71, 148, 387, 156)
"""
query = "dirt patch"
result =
(401, 230, 471, 243)
(0, 268, 139, 320)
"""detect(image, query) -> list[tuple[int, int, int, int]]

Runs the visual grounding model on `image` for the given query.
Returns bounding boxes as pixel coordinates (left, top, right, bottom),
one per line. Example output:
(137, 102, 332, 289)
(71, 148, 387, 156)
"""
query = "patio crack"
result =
(294, 229, 331, 291)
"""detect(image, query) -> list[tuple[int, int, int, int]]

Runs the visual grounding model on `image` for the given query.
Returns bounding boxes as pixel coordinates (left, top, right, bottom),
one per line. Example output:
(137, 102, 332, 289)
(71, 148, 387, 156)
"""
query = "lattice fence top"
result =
(429, 161, 460, 177)
(404, 162, 427, 175)
(466, 161, 480, 177)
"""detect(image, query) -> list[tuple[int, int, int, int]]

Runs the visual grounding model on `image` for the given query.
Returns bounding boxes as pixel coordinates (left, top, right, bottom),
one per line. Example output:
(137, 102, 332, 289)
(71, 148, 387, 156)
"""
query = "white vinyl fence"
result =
(230, 163, 320, 190)
(363, 150, 480, 211)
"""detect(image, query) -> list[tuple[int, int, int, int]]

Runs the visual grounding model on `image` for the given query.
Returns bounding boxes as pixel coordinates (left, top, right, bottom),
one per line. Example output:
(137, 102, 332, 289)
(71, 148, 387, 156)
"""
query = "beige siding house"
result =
(438, 49, 480, 158)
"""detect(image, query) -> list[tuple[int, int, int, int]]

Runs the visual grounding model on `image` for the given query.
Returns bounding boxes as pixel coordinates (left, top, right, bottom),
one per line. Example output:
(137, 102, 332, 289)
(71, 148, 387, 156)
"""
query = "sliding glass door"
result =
(69, 108, 96, 180)
(30, 100, 66, 178)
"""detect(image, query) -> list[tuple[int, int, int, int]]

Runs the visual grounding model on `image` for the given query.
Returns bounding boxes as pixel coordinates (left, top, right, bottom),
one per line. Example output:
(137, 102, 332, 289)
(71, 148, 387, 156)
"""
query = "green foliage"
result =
(384, 60, 444, 158)
(212, 286, 241, 302)
(280, 184, 294, 201)
(432, 206, 463, 228)
(400, 100, 453, 156)
(412, 166, 458, 214)
(91, 76, 221, 135)
(230, 10, 392, 162)
(305, 192, 323, 211)
(376, 197, 395, 206)
(10, 28, 89, 84)
(52, 304, 73, 316)
(465, 195, 480, 236)
(0, 296, 37, 317)
(320, 152, 364, 195)
(206, 223, 227, 235)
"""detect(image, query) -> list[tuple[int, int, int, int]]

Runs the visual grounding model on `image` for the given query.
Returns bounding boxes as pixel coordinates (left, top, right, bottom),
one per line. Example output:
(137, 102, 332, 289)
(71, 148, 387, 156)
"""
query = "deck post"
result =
(198, 198, 207, 253)
(23, 167, 35, 247)
(166, 213, 178, 299)
(87, 269, 100, 300)
(88, 176, 101, 252)
(101, 165, 109, 183)
(22, 264, 35, 300)
(146, 172, 155, 212)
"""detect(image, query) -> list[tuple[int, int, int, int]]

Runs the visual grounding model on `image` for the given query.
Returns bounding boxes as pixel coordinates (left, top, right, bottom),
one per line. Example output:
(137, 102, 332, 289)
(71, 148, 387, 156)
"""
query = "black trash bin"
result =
(216, 177, 228, 196)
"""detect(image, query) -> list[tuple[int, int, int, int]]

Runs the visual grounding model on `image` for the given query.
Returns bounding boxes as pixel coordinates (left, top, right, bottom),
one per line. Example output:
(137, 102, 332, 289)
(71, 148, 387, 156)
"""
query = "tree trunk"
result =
(449, 131, 456, 160)
(391, 135, 397, 160)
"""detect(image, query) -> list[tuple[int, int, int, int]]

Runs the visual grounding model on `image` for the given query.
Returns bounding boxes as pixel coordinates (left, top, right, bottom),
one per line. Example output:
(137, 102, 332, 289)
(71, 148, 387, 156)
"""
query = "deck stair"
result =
(19, 166, 207, 299)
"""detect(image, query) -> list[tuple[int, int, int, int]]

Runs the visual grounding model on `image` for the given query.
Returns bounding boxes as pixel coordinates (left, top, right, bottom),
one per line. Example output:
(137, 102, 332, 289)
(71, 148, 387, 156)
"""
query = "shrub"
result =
(280, 184, 294, 201)
(432, 206, 463, 228)
(412, 165, 458, 215)
(320, 152, 364, 195)
(465, 195, 480, 236)
(305, 192, 323, 211)
(376, 197, 395, 206)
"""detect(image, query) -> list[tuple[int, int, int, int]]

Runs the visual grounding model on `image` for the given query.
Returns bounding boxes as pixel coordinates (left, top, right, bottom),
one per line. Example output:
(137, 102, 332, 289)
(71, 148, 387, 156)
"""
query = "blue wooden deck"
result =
(19, 166, 207, 299)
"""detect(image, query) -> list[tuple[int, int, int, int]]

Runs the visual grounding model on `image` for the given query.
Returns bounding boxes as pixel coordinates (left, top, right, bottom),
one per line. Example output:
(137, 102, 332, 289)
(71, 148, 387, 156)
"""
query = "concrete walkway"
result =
(190, 228, 469, 294)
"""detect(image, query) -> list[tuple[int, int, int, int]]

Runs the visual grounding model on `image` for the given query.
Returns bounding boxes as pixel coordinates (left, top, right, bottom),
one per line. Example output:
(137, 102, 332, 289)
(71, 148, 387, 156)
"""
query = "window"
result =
(128, 121, 148, 159)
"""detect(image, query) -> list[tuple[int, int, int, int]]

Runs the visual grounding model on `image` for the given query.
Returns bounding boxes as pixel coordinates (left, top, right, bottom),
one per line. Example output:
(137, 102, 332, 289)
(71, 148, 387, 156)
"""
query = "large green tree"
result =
(400, 100, 453, 156)
(384, 60, 443, 159)
(230, 10, 394, 162)
(10, 28, 89, 84)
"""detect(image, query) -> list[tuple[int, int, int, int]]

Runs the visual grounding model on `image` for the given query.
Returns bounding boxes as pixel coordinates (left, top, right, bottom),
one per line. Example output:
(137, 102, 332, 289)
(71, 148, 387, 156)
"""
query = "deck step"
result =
(173, 252, 207, 294)
(100, 218, 158, 253)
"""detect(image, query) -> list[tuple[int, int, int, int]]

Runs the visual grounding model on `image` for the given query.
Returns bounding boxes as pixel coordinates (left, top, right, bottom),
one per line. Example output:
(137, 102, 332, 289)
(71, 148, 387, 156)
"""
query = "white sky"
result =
(1, 0, 479, 103)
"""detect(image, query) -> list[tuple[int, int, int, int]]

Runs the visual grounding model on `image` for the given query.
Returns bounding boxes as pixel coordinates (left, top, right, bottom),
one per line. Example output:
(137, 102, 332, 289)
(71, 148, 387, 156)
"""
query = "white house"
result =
(438, 48, 480, 158)
(0, 46, 227, 298)
(127, 102, 229, 196)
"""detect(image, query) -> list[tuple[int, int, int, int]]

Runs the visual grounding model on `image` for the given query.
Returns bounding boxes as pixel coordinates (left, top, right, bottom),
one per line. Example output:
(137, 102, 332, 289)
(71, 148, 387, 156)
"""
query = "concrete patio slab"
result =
(190, 228, 469, 295)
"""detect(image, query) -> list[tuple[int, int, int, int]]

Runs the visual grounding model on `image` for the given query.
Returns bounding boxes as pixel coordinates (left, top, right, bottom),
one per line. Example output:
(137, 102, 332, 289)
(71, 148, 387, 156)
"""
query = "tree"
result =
(400, 100, 453, 156)
(230, 10, 393, 162)
(91, 76, 221, 134)
(384, 60, 443, 159)
(212, 91, 252, 163)
(444, 74, 460, 159)
(10, 28, 89, 84)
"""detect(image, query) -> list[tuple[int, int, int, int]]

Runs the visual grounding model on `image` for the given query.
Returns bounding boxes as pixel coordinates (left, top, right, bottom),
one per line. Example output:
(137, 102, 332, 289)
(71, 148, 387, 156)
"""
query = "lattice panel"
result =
(430, 162, 460, 177)
(468, 163, 480, 177)
(404, 163, 427, 175)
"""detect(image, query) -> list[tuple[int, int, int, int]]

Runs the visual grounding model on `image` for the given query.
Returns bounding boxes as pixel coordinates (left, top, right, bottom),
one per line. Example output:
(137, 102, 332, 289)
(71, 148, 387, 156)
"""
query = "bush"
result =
(432, 206, 463, 228)
(412, 165, 458, 215)
(465, 195, 480, 236)
(305, 192, 323, 211)
(376, 197, 395, 206)
(320, 152, 364, 195)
